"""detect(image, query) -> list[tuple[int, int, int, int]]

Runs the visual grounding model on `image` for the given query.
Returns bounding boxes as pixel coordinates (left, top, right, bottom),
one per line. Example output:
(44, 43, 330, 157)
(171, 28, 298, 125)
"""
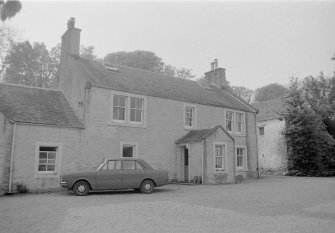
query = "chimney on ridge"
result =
(204, 59, 227, 88)
(61, 17, 81, 58)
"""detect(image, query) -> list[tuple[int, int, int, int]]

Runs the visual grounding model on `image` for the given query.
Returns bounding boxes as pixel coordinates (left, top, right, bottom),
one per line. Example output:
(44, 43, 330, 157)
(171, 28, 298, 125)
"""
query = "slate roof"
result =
(176, 125, 234, 144)
(72, 56, 256, 113)
(0, 83, 84, 128)
(252, 99, 285, 122)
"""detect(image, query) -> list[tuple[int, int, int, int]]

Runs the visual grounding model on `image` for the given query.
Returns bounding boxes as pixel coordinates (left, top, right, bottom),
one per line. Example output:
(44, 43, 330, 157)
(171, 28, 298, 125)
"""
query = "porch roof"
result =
(176, 125, 233, 144)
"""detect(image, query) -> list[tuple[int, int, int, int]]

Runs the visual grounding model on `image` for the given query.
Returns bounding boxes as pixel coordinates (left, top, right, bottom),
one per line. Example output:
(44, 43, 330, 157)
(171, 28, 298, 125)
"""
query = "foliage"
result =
(0, 0, 22, 21)
(231, 86, 255, 104)
(104, 50, 164, 73)
(255, 83, 288, 101)
(282, 77, 335, 175)
(104, 50, 195, 79)
(80, 45, 98, 61)
(16, 183, 28, 193)
(3, 41, 59, 87)
(0, 26, 18, 80)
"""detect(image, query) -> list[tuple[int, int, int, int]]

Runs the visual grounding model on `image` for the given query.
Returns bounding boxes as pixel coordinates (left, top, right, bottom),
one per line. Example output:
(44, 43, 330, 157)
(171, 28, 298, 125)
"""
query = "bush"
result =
(16, 183, 28, 193)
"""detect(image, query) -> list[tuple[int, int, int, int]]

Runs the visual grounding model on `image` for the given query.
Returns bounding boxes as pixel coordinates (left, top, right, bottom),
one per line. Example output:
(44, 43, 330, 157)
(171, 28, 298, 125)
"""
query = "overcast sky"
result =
(3, 0, 335, 90)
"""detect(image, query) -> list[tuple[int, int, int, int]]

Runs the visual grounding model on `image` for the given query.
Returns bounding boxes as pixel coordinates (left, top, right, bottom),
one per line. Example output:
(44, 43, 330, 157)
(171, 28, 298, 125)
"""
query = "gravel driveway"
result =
(0, 176, 334, 233)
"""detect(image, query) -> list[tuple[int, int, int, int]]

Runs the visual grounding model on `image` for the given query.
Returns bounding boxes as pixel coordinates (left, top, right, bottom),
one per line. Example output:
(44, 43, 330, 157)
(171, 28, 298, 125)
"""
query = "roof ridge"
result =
(115, 64, 198, 83)
(0, 82, 63, 92)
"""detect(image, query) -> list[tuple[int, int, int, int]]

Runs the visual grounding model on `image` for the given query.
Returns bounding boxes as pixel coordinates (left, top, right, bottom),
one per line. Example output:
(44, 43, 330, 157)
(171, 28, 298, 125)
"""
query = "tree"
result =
(231, 86, 255, 104)
(104, 50, 195, 79)
(80, 45, 98, 60)
(283, 78, 335, 175)
(0, 0, 22, 21)
(0, 26, 19, 80)
(104, 50, 164, 73)
(255, 83, 288, 101)
(3, 41, 59, 87)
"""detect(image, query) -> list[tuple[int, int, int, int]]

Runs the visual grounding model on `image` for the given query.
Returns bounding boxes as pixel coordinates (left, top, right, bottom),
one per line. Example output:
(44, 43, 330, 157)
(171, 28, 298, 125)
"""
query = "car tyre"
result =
(140, 179, 154, 194)
(73, 181, 90, 196)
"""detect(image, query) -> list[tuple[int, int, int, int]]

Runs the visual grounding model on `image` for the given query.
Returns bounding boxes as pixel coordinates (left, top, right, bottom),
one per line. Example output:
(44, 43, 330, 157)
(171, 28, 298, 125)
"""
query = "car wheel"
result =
(73, 181, 90, 196)
(140, 179, 154, 194)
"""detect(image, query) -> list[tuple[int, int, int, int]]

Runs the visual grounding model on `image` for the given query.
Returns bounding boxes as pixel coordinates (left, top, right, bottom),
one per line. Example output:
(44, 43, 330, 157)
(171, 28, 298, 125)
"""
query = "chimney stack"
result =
(61, 17, 81, 59)
(204, 59, 227, 88)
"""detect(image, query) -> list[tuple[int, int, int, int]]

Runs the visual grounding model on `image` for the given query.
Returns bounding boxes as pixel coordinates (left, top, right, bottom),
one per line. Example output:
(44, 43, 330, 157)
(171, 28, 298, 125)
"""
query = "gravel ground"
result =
(0, 176, 335, 233)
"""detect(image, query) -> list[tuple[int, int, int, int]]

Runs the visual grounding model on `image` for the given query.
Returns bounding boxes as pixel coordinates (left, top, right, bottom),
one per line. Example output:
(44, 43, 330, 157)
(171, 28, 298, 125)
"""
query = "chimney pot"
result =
(214, 59, 218, 69)
(210, 62, 214, 71)
(67, 17, 76, 29)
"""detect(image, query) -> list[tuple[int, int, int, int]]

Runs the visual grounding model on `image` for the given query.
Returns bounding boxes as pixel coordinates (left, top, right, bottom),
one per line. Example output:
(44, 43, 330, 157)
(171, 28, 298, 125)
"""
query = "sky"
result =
(2, 0, 335, 90)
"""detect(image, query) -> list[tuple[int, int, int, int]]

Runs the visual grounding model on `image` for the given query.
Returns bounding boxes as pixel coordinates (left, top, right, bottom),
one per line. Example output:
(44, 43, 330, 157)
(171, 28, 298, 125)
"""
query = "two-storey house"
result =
(0, 18, 258, 194)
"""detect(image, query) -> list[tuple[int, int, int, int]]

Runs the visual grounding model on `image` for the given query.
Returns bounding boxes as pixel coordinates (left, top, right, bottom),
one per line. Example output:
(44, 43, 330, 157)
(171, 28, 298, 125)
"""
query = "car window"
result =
(122, 161, 136, 170)
(136, 161, 144, 170)
(108, 160, 121, 170)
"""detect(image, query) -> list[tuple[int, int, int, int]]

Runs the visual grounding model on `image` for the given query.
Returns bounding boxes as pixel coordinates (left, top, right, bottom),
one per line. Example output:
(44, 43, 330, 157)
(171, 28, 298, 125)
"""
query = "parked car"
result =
(60, 158, 169, 195)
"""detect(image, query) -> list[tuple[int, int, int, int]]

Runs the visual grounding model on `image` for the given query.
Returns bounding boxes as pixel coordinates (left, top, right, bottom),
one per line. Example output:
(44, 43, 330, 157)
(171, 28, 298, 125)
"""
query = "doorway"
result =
(184, 147, 189, 182)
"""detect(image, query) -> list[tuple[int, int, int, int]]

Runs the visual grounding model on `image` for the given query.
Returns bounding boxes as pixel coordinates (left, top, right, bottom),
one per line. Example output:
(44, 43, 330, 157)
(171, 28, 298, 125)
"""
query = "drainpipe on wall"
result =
(201, 139, 205, 185)
(8, 123, 16, 194)
(255, 113, 260, 179)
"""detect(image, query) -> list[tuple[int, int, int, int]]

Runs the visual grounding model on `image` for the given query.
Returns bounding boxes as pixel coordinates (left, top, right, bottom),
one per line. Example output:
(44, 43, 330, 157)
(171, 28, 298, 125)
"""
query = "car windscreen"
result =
(138, 160, 153, 170)
(94, 158, 106, 170)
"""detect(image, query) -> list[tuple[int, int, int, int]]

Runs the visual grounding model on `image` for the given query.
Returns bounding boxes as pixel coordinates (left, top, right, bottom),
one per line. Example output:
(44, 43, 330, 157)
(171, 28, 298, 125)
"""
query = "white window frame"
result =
(225, 110, 234, 132)
(213, 142, 227, 173)
(235, 145, 248, 170)
(120, 141, 138, 158)
(34, 142, 62, 178)
(184, 103, 197, 129)
(235, 111, 245, 134)
(110, 90, 147, 128)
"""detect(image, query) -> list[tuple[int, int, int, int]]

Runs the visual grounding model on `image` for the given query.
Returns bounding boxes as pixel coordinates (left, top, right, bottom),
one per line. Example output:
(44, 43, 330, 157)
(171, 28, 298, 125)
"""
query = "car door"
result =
(122, 160, 144, 189)
(95, 160, 122, 190)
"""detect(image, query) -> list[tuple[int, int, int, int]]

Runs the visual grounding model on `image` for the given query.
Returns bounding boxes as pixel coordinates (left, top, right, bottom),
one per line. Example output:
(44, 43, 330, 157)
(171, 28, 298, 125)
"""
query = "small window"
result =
(236, 112, 244, 133)
(259, 127, 264, 135)
(38, 146, 57, 172)
(236, 147, 246, 169)
(184, 105, 196, 128)
(123, 145, 134, 157)
(214, 144, 225, 172)
(226, 111, 234, 131)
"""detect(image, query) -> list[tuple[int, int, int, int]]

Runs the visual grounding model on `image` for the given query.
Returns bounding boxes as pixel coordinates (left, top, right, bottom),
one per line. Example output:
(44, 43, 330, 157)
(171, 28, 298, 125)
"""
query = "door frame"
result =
(177, 144, 191, 182)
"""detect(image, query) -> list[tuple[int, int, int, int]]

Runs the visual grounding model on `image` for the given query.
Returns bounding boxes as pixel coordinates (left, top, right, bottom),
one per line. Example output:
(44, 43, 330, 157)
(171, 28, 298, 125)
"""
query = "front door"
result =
(184, 147, 189, 182)
(96, 160, 123, 190)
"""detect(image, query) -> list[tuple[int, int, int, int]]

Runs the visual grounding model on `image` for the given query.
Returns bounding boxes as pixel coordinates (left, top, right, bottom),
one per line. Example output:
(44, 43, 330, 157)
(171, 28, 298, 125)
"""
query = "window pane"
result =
(38, 165, 46, 171)
(47, 165, 56, 171)
(40, 147, 57, 152)
(130, 109, 136, 121)
(39, 159, 47, 164)
(113, 107, 119, 120)
(119, 108, 125, 120)
(48, 159, 56, 164)
(113, 95, 119, 107)
(123, 146, 134, 157)
(130, 97, 136, 108)
(136, 110, 142, 122)
(123, 161, 136, 170)
(48, 152, 56, 159)
(137, 98, 143, 109)
(39, 152, 47, 159)
(216, 157, 223, 168)
(119, 96, 126, 107)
